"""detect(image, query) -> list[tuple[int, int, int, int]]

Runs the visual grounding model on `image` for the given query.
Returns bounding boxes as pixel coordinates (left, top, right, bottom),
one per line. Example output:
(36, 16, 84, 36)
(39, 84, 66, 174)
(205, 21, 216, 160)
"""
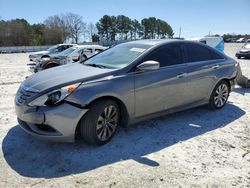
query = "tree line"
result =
(222, 33, 250, 41)
(96, 15, 174, 41)
(0, 13, 174, 46)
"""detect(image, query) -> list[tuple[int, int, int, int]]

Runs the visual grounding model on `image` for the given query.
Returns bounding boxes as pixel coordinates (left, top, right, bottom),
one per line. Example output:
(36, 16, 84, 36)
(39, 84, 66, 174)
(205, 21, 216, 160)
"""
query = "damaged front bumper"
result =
(15, 102, 88, 143)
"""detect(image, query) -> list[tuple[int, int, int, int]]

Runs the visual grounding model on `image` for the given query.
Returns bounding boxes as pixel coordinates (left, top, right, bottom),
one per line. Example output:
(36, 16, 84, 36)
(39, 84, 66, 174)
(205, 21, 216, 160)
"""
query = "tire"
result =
(43, 63, 59, 70)
(237, 56, 241, 59)
(209, 80, 230, 110)
(41, 55, 49, 59)
(80, 99, 120, 145)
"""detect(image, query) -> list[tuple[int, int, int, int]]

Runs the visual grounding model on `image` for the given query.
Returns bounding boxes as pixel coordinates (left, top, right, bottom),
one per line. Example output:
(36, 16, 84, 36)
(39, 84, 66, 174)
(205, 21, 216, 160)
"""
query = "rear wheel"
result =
(80, 100, 120, 145)
(209, 80, 230, 109)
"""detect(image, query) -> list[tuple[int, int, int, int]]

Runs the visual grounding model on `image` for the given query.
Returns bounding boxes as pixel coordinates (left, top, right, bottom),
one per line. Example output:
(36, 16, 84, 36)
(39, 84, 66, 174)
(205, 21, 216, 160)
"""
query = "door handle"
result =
(177, 73, 186, 78)
(211, 65, 220, 69)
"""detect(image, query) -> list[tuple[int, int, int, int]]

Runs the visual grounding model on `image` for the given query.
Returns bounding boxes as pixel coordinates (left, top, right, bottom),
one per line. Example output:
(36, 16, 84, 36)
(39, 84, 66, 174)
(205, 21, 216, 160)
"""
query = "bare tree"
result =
(44, 15, 69, 44)
(64, 13, 86, 43)
(87, 22, 97, 42)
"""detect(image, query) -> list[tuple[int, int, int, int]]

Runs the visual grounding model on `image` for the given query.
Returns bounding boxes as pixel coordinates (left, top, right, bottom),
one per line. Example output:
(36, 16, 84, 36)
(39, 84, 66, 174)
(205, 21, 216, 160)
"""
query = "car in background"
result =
(224, 38, 237, 43)
(28, 46, 79, 72)
(15, 39, 237, 145)
(69, 45, 108, 63)
(28, 45, 107, 73)
(236, 38, 247, 43)
(236, 44, 250, 59)
(28, 44, 76, 62)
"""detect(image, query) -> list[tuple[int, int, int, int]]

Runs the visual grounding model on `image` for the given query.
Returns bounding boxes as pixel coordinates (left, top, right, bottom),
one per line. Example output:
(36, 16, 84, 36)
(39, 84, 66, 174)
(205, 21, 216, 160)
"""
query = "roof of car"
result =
(58, 44, 77, 46)
(126, 39, 181, 46)
(76, 45, 107, 49)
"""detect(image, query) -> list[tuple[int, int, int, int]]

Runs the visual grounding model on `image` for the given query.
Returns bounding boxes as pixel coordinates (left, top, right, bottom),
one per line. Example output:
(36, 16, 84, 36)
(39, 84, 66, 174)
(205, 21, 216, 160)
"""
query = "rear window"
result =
(185, 43, 212, 62)
(210, 50, 224, 60)
(185, 43, 224, 62)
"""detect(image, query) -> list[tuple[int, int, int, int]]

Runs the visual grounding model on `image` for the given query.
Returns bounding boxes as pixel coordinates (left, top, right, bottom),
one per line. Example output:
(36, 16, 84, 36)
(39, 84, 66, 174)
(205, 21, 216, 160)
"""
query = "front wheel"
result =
(42, 63, 59, 70)
(80, 100, 120, 145)
(209, 80, 230, 109)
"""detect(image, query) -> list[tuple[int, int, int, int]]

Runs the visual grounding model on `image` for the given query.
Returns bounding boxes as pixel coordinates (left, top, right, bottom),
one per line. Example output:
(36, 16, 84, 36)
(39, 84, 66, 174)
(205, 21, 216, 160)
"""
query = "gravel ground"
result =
(0, 43, 249, 188)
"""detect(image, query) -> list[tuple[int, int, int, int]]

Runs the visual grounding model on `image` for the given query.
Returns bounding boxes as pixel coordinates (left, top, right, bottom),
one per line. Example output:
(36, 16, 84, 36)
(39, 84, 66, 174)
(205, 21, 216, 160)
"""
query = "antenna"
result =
(179, 27, 182, 38)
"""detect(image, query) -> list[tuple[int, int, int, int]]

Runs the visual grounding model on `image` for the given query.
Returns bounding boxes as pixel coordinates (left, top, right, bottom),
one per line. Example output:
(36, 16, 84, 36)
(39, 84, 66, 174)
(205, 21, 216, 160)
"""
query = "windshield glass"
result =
(84, 43, 151, 69)
(47, 45, 58, 52)
(58, 47, 77, 56)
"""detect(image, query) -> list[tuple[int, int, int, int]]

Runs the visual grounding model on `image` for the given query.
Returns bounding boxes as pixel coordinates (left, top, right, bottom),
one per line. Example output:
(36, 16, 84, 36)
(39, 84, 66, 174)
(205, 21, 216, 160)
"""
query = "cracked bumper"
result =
(15, 102, 88, 142)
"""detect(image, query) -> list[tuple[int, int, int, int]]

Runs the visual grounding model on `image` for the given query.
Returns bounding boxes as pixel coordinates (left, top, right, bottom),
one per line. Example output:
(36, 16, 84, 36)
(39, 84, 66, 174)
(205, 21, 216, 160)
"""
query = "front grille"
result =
(16, 86, 37, 105)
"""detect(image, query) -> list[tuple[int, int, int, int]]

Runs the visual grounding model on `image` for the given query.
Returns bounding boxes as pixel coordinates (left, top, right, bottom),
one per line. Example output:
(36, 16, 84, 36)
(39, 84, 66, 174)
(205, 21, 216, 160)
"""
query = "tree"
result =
(0, 19, 31, 46)
(156, 19, 174, 38)
(96, 15, 117, 41)
(0, 14, 175, 46)
(116, 15, 131, 40)
(30, 24, 46, 45)
(44, 15, 69, 44)
(64, 13, 86, 43)
(92, 34, 100, 42)
(141, 17, 173, 39)
(87, 22, 97, 42)
(130, 19, 143, 40)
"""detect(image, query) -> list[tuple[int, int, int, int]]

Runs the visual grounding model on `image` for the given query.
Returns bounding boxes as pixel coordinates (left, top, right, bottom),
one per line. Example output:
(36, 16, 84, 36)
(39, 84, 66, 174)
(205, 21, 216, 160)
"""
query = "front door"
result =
(134, 44, 187, 117)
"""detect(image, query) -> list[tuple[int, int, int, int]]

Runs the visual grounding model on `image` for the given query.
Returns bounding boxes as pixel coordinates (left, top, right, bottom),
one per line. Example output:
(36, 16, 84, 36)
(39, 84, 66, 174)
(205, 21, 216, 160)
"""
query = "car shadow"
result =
(2, 103, 245, 178)
(233, 87, 250, 95)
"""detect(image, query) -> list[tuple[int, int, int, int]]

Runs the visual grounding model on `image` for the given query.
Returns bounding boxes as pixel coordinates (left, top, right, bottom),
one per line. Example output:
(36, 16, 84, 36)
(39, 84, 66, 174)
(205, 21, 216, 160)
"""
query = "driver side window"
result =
(143, 44, 184, 67)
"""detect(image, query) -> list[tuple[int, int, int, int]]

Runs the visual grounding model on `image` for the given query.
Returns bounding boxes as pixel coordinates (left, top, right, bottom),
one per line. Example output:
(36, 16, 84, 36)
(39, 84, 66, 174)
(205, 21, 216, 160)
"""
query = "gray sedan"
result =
(15, 39, 237, 145)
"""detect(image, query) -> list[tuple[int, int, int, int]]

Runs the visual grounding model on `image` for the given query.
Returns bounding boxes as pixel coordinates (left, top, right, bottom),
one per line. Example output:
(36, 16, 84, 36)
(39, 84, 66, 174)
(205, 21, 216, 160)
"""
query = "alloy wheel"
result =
(214, 83, 229, 108)
(96, 105, 118, 141)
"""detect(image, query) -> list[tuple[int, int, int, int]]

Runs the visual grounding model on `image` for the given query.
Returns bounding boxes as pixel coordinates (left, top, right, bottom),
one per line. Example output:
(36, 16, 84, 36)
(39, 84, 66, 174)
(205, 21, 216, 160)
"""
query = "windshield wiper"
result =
(85, 64, 114, 69)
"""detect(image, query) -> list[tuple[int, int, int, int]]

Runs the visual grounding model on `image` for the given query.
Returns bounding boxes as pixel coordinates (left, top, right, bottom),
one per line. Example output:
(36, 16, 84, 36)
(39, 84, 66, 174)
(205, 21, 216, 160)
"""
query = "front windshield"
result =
(47, 45, 58, 52)
(58, 47, 77, 56)
(84, 43, 151, 69)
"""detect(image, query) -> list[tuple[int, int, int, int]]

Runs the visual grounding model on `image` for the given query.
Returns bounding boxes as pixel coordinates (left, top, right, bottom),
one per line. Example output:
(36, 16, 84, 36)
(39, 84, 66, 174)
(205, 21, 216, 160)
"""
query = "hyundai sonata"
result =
(15, 39, 237, 145)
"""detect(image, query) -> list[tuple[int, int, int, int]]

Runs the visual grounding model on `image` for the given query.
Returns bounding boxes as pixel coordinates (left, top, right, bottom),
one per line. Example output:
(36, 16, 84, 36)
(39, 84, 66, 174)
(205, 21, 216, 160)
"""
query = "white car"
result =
(28, 44, 77, 62)
(67, 45, 108, 64)
(28, 45, 108, 73)
(236, 38, 247, 43)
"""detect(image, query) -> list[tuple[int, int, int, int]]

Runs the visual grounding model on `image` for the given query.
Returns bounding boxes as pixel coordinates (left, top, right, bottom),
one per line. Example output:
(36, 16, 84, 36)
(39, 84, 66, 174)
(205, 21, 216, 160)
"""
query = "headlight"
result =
(42, 57, 50, 61)
(28, 83, 81, 106)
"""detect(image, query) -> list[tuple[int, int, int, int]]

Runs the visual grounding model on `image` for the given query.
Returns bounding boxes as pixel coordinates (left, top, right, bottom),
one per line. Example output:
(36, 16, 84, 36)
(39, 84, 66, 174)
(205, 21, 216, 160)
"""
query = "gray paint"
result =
(15, 39, 238, 142)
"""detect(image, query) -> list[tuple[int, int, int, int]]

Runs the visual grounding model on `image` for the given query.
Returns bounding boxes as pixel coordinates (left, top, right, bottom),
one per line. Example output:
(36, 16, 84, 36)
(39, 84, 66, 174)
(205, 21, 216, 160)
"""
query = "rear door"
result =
(182, 43, 225, 103)
(134, 43, 188, 117)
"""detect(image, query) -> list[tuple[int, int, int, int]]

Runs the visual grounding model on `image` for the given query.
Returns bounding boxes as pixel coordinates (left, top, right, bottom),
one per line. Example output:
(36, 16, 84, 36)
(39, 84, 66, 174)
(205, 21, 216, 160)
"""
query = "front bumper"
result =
(27, 63, 37, 73)
(235, 52, 250, 58)
(15, 102, 88, 142)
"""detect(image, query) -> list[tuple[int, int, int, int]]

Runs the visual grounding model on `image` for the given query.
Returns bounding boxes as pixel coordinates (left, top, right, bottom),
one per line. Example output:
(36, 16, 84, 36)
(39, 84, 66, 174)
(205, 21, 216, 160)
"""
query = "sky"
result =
(0, 0, 249, 38)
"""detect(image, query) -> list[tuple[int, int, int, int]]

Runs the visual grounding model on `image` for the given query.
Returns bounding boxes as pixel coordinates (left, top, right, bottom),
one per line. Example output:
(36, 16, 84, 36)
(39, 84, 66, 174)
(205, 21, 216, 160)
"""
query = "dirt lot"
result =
(0, 43, 249, 188)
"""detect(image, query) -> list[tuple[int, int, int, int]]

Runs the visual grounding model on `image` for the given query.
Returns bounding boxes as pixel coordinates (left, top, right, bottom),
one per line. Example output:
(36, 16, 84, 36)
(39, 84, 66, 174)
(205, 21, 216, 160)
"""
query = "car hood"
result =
(22, 63, 115, 92)
(240, 49, 250, 53)
(30, 51, 49, 56)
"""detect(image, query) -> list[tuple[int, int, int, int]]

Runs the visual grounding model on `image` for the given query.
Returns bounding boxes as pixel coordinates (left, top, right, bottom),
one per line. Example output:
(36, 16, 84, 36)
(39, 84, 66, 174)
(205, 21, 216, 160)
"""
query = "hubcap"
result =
(96, 105, 118, 141)
(214, 84, 229, 108)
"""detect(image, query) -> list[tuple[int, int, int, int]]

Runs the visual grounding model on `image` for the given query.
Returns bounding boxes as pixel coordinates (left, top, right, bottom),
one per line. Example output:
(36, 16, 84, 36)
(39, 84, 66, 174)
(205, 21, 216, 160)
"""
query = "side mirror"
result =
(136, 61, 160, 71)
